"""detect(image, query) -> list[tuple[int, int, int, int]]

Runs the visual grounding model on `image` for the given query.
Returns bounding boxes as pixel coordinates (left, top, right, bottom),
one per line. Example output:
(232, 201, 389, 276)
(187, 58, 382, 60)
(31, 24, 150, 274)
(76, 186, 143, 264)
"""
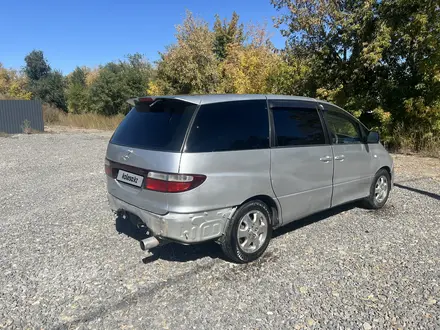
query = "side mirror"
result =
(367, 131, 380, 143)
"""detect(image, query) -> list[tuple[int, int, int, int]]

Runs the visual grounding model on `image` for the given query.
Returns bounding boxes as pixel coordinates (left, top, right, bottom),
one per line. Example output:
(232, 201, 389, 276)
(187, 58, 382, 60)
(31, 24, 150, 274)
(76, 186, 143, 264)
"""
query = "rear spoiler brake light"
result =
(126, 97, 156, 106)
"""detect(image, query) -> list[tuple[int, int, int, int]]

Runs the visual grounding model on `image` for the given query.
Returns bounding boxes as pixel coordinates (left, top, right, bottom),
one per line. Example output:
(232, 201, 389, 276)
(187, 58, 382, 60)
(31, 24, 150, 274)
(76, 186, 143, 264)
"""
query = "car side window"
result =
(185, 100, 269, 152)
(272, 107, 326, 146)
(323, 109, 362, 144)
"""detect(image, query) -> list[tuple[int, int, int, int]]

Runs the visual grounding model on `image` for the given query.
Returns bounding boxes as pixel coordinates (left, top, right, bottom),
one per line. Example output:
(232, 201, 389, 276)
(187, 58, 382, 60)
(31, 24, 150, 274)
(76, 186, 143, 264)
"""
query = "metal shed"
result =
(0, 100, 44, 134)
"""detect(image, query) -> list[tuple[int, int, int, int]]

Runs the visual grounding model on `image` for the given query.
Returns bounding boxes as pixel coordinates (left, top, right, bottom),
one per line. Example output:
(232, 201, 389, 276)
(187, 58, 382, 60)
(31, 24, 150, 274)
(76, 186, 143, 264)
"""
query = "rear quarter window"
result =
(111, 99, 197, 152)
(185, 100, 269, 152)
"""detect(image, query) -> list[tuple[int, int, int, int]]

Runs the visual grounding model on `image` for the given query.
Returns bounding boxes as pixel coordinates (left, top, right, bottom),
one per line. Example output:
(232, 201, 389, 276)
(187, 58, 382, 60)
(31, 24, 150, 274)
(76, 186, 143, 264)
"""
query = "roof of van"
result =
(127, 94, 320, 106)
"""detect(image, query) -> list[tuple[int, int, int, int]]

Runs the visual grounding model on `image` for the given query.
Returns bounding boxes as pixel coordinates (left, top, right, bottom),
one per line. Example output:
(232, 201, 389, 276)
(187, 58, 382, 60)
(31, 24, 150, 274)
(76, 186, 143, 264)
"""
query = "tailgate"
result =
(106, 143, 181, 215)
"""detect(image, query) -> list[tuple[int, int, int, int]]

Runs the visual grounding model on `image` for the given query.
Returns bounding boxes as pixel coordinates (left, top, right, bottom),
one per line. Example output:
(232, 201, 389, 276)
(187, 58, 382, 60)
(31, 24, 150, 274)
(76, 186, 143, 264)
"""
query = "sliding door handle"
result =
(319, 156, 332, 163)
(334, 155, 345, 161)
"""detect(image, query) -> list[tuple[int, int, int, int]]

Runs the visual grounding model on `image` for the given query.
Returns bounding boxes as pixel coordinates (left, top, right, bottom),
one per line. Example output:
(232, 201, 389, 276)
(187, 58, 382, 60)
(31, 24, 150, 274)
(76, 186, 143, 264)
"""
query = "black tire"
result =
(362, 169, 391, 209)
(220, 200, 273, 263)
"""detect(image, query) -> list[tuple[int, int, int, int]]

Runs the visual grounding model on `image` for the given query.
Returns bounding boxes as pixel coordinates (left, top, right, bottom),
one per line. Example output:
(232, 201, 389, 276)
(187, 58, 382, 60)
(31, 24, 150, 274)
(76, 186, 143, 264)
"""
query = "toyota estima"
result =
(106, 94, 393, 263)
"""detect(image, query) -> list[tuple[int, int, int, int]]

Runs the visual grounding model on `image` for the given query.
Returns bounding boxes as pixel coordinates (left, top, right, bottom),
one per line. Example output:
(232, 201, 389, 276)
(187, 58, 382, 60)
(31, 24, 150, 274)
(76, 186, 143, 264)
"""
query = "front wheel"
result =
(363, 169, 391, 209)
(220, 200, 272, 263)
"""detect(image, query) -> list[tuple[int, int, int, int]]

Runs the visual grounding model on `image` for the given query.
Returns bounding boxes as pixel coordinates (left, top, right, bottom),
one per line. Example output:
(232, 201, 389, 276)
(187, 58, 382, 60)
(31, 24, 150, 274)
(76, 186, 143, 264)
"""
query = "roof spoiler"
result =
(126, 95, 199, 106)
(126, 96, 158, 106)
(127, 97, 137, 106)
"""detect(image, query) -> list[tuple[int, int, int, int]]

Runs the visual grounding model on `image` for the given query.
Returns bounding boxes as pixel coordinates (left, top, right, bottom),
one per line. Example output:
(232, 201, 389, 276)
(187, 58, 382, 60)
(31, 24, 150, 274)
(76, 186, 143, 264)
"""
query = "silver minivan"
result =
(106, 94, 393, 263)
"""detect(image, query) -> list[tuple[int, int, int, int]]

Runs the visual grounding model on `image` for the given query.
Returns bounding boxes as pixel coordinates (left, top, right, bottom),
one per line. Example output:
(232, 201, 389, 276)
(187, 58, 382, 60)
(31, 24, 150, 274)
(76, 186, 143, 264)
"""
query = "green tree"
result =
(23, 50, 67, 110)
(272, 0, 376, 109)
(151, 11, 220, 94)
(24, 50, 51, 81)
(377, 0, 440, 149)
(36, 70, 67, 110)
(272, 0, 440, 149)
(213, 12, 245, 60)
(88, 54, 152, 115)
(66, 67, 89, 113)
(268, 49, 312, 96)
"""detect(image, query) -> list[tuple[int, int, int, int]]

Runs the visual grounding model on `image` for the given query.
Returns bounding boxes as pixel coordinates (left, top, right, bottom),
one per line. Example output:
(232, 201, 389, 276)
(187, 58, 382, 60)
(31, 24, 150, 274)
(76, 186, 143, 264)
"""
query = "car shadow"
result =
(115, 212, 149, 241)
(115, 203, 358, 263)
(115, 213, 223, 263)
(394, 183, 440, 201)
(273, 202, 356, 238)
(143, 242, 223, 264)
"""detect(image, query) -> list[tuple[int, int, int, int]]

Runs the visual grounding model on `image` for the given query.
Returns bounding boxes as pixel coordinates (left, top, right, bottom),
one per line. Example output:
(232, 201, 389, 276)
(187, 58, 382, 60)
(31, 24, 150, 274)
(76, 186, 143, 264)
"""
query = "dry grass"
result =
(387, 125, 440, 158)
(42, 104, 62, 125)
(57, 113, 124, 130)
(393, 153, 440, 179)
(43, 104, 123, 131)
(0, 132, 10, 138)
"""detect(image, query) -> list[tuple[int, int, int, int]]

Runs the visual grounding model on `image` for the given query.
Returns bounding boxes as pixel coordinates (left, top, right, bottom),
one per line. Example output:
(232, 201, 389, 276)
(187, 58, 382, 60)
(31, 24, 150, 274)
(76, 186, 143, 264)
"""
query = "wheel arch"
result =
(379, 165, 392, 179)
(239, 195, 281, 228)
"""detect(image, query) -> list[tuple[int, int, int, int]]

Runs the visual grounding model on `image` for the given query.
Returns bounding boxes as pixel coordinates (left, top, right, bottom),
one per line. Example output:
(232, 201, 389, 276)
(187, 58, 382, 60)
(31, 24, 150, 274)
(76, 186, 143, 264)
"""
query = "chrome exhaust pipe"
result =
(140, 236, 160, 251)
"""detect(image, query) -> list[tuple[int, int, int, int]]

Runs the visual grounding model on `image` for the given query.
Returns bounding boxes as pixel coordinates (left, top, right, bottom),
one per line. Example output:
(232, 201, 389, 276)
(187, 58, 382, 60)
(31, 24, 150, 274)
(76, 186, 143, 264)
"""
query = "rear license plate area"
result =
(117, 170, 144, 187)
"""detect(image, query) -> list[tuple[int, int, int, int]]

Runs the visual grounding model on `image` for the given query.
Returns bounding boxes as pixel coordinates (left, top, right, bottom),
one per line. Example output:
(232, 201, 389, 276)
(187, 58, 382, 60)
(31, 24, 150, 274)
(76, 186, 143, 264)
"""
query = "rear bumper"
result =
(107, 193, 235, 243)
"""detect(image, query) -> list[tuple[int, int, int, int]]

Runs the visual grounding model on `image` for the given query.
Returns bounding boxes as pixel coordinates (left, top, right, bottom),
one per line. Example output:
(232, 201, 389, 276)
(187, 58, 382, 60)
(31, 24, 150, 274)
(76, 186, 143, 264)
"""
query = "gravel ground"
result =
(1, 132, 439, 329)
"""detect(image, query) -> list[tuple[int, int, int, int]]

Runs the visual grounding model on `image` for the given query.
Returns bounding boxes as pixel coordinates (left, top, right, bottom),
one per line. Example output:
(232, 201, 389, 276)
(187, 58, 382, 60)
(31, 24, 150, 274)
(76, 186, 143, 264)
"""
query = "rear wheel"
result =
(363, 169, 391, 209)
(221, 200, 272, 263)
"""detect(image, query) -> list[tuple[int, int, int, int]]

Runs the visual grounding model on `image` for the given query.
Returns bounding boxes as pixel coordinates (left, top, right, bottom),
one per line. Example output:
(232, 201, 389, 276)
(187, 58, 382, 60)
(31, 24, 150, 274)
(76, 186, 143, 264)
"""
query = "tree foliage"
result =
(24, 50, 67, 110)
(152, 11, 220, 95)
(24, 50, 51, 81)
(217, 23, 291, 94)
(219, 36, 280, 93)
(268, 49, 312, 96)
(18, 51, 152, 116)
(271, 0, 440, 149)
(66, 67, 89, 114)
(0, 64, 32, 100)
(213, 12, 245, 60)
(5, 5, 440, 153)
(35, 70, 67, 110)
(88, 54, 153, 115)
(151, 12, 281, 95)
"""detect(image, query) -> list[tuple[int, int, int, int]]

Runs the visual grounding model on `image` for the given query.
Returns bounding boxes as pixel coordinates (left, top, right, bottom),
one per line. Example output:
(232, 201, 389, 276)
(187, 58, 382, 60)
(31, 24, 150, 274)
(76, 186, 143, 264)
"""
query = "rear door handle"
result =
(319, 156, 332, 163)
(334, 155, 345, 161)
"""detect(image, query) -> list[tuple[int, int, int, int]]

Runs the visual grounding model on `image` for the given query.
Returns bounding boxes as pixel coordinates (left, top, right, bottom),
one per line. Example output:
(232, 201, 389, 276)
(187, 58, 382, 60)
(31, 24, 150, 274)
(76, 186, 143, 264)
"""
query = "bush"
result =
(42, 103, 63, 124)
(21, 119, 32, 134)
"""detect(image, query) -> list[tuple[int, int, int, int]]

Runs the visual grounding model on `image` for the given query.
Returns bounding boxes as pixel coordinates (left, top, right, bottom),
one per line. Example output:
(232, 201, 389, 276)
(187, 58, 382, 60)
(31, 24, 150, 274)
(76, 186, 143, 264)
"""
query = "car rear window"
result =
(185, 100, 269, 152)
(111, 99, 197, 152)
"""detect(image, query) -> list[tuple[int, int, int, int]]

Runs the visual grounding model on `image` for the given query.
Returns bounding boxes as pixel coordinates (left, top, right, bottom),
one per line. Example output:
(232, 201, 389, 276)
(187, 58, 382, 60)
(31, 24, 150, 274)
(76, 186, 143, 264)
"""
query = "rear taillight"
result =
(105, 159, 112, 177)
(145, 171, 206, 193)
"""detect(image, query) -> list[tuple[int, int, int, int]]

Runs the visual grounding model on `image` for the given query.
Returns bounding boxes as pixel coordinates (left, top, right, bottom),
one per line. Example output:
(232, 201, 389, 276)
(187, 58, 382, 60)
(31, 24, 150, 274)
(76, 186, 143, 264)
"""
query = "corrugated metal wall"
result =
(0, 100, 44, 134)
